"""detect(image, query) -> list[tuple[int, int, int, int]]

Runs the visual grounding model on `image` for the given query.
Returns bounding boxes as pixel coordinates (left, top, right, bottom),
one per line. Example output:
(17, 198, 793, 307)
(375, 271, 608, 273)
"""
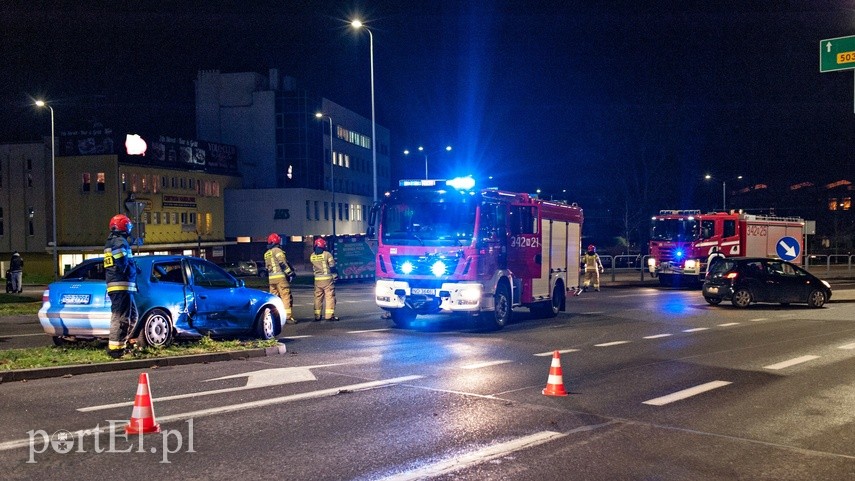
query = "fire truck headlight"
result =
(400, 261, 414, 275)
(431, 261, 447, 277)
(647, 258, 656, 267)
(459, 286, 481, 301)
(685, 259, 697, 269)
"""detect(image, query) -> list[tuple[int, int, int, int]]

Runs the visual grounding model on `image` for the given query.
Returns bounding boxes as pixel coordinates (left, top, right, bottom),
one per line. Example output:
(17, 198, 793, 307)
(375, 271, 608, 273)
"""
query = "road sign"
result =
(776, 236, 800, 261)
(820, 35, 855, 72)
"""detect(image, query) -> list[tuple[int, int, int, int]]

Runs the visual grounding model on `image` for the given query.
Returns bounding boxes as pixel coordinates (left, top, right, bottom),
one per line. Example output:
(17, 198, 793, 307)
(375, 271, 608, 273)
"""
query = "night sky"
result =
(3, 1, 855, 212)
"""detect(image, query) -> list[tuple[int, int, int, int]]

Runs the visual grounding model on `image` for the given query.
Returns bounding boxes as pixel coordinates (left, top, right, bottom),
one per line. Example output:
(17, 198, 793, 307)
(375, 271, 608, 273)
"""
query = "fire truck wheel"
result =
(532, 284, 563, 318)
(807, 289, 826, 308)
(490, 284, 512, 329)
(730, 289, 752, 308)
(390, 308, 416, 328)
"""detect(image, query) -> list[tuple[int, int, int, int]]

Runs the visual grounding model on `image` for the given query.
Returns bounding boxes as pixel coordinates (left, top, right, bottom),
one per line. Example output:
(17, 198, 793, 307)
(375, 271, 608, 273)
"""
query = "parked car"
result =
(219, 260, 258, 277)
(38, 255, 286, 347)
(702, 257, 832, 308)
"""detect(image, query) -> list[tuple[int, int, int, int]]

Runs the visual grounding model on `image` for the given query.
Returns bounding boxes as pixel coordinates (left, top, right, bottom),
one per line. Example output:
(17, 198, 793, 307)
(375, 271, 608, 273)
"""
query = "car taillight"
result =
(725, 272, 738, 280)
(42, 289, 49, 303)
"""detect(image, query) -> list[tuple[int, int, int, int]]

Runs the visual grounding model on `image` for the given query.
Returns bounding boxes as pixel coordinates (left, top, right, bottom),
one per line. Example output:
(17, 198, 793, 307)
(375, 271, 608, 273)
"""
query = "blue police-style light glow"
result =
(401, 261, 414, 274)
(431, 260, 447, 277)
(446, 177, 475, 191)
(675, 250, 684, 258)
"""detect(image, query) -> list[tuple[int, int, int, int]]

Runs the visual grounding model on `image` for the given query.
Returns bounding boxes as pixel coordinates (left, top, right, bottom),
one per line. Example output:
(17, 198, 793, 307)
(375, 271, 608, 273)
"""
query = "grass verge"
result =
(0, 293, 42, 316)
(0, 336, 280, 371)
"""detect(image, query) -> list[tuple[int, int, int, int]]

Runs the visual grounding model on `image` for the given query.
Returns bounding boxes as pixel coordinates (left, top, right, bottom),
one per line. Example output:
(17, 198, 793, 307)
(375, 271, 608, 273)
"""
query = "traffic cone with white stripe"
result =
(125, 372, 161, 434)
(542, 351, 569, 396)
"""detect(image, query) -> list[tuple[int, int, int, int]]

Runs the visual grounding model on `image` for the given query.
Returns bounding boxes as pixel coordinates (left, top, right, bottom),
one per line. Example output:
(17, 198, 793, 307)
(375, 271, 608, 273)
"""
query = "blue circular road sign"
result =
(776, 236, 801, 261)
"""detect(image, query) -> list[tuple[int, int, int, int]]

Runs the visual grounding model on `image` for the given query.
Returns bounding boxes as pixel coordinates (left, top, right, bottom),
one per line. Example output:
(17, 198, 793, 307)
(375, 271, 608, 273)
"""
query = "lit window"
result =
(97, 172, 105, 192)
(842, 197, 852, 211)
(82, 173, 91, 192)
(828, 198, 838, 211)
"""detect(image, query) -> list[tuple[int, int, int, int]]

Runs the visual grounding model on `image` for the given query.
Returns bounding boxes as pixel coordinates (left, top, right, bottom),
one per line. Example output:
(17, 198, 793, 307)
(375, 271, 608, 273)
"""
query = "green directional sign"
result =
(820, 35, 855, 72)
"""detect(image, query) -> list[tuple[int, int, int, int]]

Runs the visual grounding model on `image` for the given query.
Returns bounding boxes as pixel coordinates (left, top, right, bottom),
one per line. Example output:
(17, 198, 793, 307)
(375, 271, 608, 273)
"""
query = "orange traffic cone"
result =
(542, 351, 569, 396)
(125, 372, 161, 435)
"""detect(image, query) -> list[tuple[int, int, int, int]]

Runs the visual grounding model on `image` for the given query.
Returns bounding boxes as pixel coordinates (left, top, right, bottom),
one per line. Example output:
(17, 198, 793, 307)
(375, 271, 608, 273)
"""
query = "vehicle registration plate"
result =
(61, 294, 91, 305)
(706, 287, 719, 294)
(411, 288, 435, 295)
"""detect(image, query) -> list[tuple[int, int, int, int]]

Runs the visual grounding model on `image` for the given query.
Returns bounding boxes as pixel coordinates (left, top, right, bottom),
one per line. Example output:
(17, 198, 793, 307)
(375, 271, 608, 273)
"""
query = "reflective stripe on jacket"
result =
(264, 247, 294, 281)
(310, 251, 335, 280)
(104, 232, 137, 292)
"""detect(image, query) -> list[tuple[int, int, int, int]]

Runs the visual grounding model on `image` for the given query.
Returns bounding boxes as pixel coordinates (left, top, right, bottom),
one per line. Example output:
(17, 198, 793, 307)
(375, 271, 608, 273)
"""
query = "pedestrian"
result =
(707, 246, 725, 273)
(9, 251, 23, 293)
(582, 244, 604, 292)
(104, 214, 137, 359)
(310, 237, 338, 321)
(264, 233, 296, 323)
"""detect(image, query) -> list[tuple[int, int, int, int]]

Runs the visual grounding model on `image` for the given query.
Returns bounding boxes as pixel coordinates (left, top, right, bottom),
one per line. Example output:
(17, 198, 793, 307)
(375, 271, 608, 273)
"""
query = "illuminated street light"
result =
(403, 145, 452, 179)
(35, 100, 58, 280)
(315, 112, 336, 237)
(704, 174, 742, 212)
(350, 19, 377, 204)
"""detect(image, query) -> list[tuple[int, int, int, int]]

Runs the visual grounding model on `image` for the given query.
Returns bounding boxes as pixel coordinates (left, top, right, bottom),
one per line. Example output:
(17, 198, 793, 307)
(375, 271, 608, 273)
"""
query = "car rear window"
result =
(63, 261, 106, 280)
(709, 259, 736, 275)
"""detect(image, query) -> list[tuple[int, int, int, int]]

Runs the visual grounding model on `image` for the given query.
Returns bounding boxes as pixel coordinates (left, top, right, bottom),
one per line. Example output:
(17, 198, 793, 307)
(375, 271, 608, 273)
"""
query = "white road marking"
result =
(642, 380, 732, 406)
(579, 311, 604, 315)
(839, 343, 855, 350)
(347, 328, 391, 334)
(594, 341, 629, 347)
(534, 349, 579, 356)
(2, 375, 423, 452)
(281, 335, 313, 339)
(764, 355, 820, 370)
(643, 333, 672, 339)
(372, 430, 567, 481)
(717, 322, 740, 327)
(683, 327, 709, 332)
(749, 318, 768, 322)
(460, 360, 513, 370)
(0, 333, 43, 338)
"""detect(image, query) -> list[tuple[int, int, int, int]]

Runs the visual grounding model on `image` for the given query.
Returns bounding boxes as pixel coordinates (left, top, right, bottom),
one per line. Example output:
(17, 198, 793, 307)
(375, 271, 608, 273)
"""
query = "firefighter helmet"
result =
(587, 244, 596, 253)
(267, 233, 281, 246)
(109, 214, 133, 234)
(314, 238, 327, 249)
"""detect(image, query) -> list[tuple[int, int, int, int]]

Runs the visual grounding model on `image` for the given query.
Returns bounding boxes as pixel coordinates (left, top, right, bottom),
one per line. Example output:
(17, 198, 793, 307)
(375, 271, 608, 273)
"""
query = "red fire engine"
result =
(647, 210, 805, 286)
(371, 178, 584, 329)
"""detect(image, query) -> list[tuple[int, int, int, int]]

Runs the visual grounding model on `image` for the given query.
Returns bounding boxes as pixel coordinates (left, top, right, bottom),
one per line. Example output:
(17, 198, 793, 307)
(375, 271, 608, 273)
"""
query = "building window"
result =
(97, 172, 106, 192)
(131, 174, 138, 192)
(189, 212, 196, 225)
(28, 206, 34, 236)
(172, 212, 178, 224)
(314, 201, 320, 221)
(27, 173, 33, 188)
(324, 202, 329, 220)
(121, 173, 127, 192)
(151, 212, 159, 225)
(180, 178, 186, 189)
(141, 175, 148, 192)
(189, 178, 195, 190)
(205, 212, 212, 235)
(163, 212, 170, 224)
(181, 212, 188, 224)
(306, 201, 311, 220)
(26, 159, 32, 170)
(0, 207, 4, 235)
(82, 173, 91, 192)
(338, 203, 343, 221)
(345, 203, 350, 221)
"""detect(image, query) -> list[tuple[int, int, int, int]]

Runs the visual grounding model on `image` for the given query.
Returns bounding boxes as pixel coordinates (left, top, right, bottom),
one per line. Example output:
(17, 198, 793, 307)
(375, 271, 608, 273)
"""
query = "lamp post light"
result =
(704, 174, 742, 212)
(350, 19, 377, 204)
(35, 100, 58, 280)
(315, 112, 336, 237)
(403, 145, 452, 179)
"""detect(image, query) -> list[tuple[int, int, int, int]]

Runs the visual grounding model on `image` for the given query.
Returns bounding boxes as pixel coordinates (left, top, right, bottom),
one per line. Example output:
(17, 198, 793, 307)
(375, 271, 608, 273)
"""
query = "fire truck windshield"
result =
(381, 198, 477, 247)
(650, 218, 699, 242)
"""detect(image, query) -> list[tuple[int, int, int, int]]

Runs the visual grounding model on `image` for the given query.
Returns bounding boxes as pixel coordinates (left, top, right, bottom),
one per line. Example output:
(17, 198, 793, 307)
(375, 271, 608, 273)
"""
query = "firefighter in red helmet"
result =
(582, 244, 604, 292)
(104, 214, 137, 358)
(264, 233, 296, 323)
(310, 237, 338, 321)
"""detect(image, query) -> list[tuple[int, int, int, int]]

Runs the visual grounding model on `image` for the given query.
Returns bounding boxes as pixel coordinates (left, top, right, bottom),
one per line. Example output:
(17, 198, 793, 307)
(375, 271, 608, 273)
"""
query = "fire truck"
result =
(370, 178, 584, 329)
(647, 210, 805, 286)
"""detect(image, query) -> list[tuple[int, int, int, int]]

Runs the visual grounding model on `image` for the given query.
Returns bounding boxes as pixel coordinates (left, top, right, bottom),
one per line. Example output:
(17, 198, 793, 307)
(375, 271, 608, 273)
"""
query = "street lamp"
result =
(403, 145, 452, 179)
(350, 19, 377, 204)
(704, 174, 742, 212)
(35, 100, 58, 280)
(315, 112, 336, 237)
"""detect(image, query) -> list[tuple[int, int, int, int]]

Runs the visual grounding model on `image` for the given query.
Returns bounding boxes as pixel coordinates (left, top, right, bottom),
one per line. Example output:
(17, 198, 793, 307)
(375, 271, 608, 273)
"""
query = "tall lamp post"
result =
(35, 100, 58, 280)
(350, 19, 377, 204)
(403, 145, 452, 179)
(704, 174, 742, 212)
(315, 112, 336, 237)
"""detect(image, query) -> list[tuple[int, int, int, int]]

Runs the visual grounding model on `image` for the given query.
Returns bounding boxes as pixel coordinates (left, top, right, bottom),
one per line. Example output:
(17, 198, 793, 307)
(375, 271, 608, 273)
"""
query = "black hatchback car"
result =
(702, 257, 832, 308)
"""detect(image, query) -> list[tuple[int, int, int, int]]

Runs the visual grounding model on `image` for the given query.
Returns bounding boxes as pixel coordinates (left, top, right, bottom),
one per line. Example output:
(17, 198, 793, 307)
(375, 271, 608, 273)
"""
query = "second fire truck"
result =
(371, 178, 584, 329)
(648, 210, 805, 286)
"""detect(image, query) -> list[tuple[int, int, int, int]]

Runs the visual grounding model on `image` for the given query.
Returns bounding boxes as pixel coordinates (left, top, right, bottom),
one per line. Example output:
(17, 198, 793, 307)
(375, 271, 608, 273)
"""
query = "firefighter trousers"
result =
(313, 278, 336, 320)
(269, 278, 293, 317)
(108, 291, 133, 350)
(583, 270, 601, 289)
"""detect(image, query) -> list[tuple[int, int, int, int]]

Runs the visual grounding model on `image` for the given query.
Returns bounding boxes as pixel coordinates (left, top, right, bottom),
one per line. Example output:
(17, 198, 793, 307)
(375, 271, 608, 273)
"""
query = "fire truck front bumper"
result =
(375, 280, 484, 313)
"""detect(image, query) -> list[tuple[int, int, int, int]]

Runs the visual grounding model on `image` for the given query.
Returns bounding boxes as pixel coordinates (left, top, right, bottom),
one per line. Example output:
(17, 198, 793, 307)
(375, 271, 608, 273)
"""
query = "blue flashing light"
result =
(446, 176, 475, 191)
(675, 250, 684, 258)
(399, 179, 438, 187)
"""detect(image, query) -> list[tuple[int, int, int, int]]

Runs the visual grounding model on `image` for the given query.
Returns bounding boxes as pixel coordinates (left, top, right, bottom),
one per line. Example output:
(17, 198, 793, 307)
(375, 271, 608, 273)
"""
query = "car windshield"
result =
(381, 197, 477, 247)
(650, 218, 698, 241)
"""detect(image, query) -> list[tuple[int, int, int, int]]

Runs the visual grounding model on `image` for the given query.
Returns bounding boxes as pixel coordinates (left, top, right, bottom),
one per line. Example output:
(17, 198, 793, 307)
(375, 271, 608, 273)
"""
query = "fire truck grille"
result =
(657, 247, 676, 262)
(390, 256, 458, 278)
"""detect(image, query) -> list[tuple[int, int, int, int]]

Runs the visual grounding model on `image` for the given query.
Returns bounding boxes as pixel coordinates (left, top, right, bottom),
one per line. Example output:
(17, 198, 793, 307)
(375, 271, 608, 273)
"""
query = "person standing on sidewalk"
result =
(310, 237, 338, 322)
(9, 251, 23, 293)
(264, 233, 296, 324)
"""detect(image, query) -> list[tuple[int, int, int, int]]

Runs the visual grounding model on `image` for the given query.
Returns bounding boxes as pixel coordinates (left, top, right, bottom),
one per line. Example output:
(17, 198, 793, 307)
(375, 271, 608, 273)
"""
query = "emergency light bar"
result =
(398, 177, 476, 191)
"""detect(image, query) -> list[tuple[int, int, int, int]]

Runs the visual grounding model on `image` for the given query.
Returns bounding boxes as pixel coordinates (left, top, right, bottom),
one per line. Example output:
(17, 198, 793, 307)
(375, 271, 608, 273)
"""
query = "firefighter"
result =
(264, 233, 296, 323)
(310, 237, 338, 321)
(104, 214, 137, 358)
(582, 244, 604, 292)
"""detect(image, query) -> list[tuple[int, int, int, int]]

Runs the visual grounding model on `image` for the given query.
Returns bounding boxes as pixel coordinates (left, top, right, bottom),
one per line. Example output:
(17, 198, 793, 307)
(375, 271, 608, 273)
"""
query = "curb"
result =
(0, 344, 287, 384)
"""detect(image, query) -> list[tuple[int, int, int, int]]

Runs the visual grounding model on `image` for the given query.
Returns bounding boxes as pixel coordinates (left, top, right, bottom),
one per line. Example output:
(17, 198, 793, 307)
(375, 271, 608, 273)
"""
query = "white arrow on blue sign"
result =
(776, 236, 800, 261)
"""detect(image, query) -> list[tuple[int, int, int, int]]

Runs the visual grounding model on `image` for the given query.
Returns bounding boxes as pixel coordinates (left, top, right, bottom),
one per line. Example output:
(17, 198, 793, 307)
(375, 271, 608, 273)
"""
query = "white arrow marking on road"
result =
(643, 380, 732, 406)
(778, 239, 797, 258)
(78, 366, 341, 412)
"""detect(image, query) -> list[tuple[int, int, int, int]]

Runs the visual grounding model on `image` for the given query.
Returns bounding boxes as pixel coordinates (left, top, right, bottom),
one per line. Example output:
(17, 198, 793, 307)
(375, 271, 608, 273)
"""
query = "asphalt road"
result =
(0, 281, 854, 480)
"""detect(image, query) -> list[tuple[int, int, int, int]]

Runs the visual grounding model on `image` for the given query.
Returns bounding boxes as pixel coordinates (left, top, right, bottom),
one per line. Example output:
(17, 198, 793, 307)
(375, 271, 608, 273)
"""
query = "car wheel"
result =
(807, 289, 826, 308)
(254, 306, 278, 339)
(730, 288, 752, 308)
(136, 309, 174, 348)
(390, 308, 416, 328)
(490, 282, 512, 330)
(704, 296, 722, 305)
